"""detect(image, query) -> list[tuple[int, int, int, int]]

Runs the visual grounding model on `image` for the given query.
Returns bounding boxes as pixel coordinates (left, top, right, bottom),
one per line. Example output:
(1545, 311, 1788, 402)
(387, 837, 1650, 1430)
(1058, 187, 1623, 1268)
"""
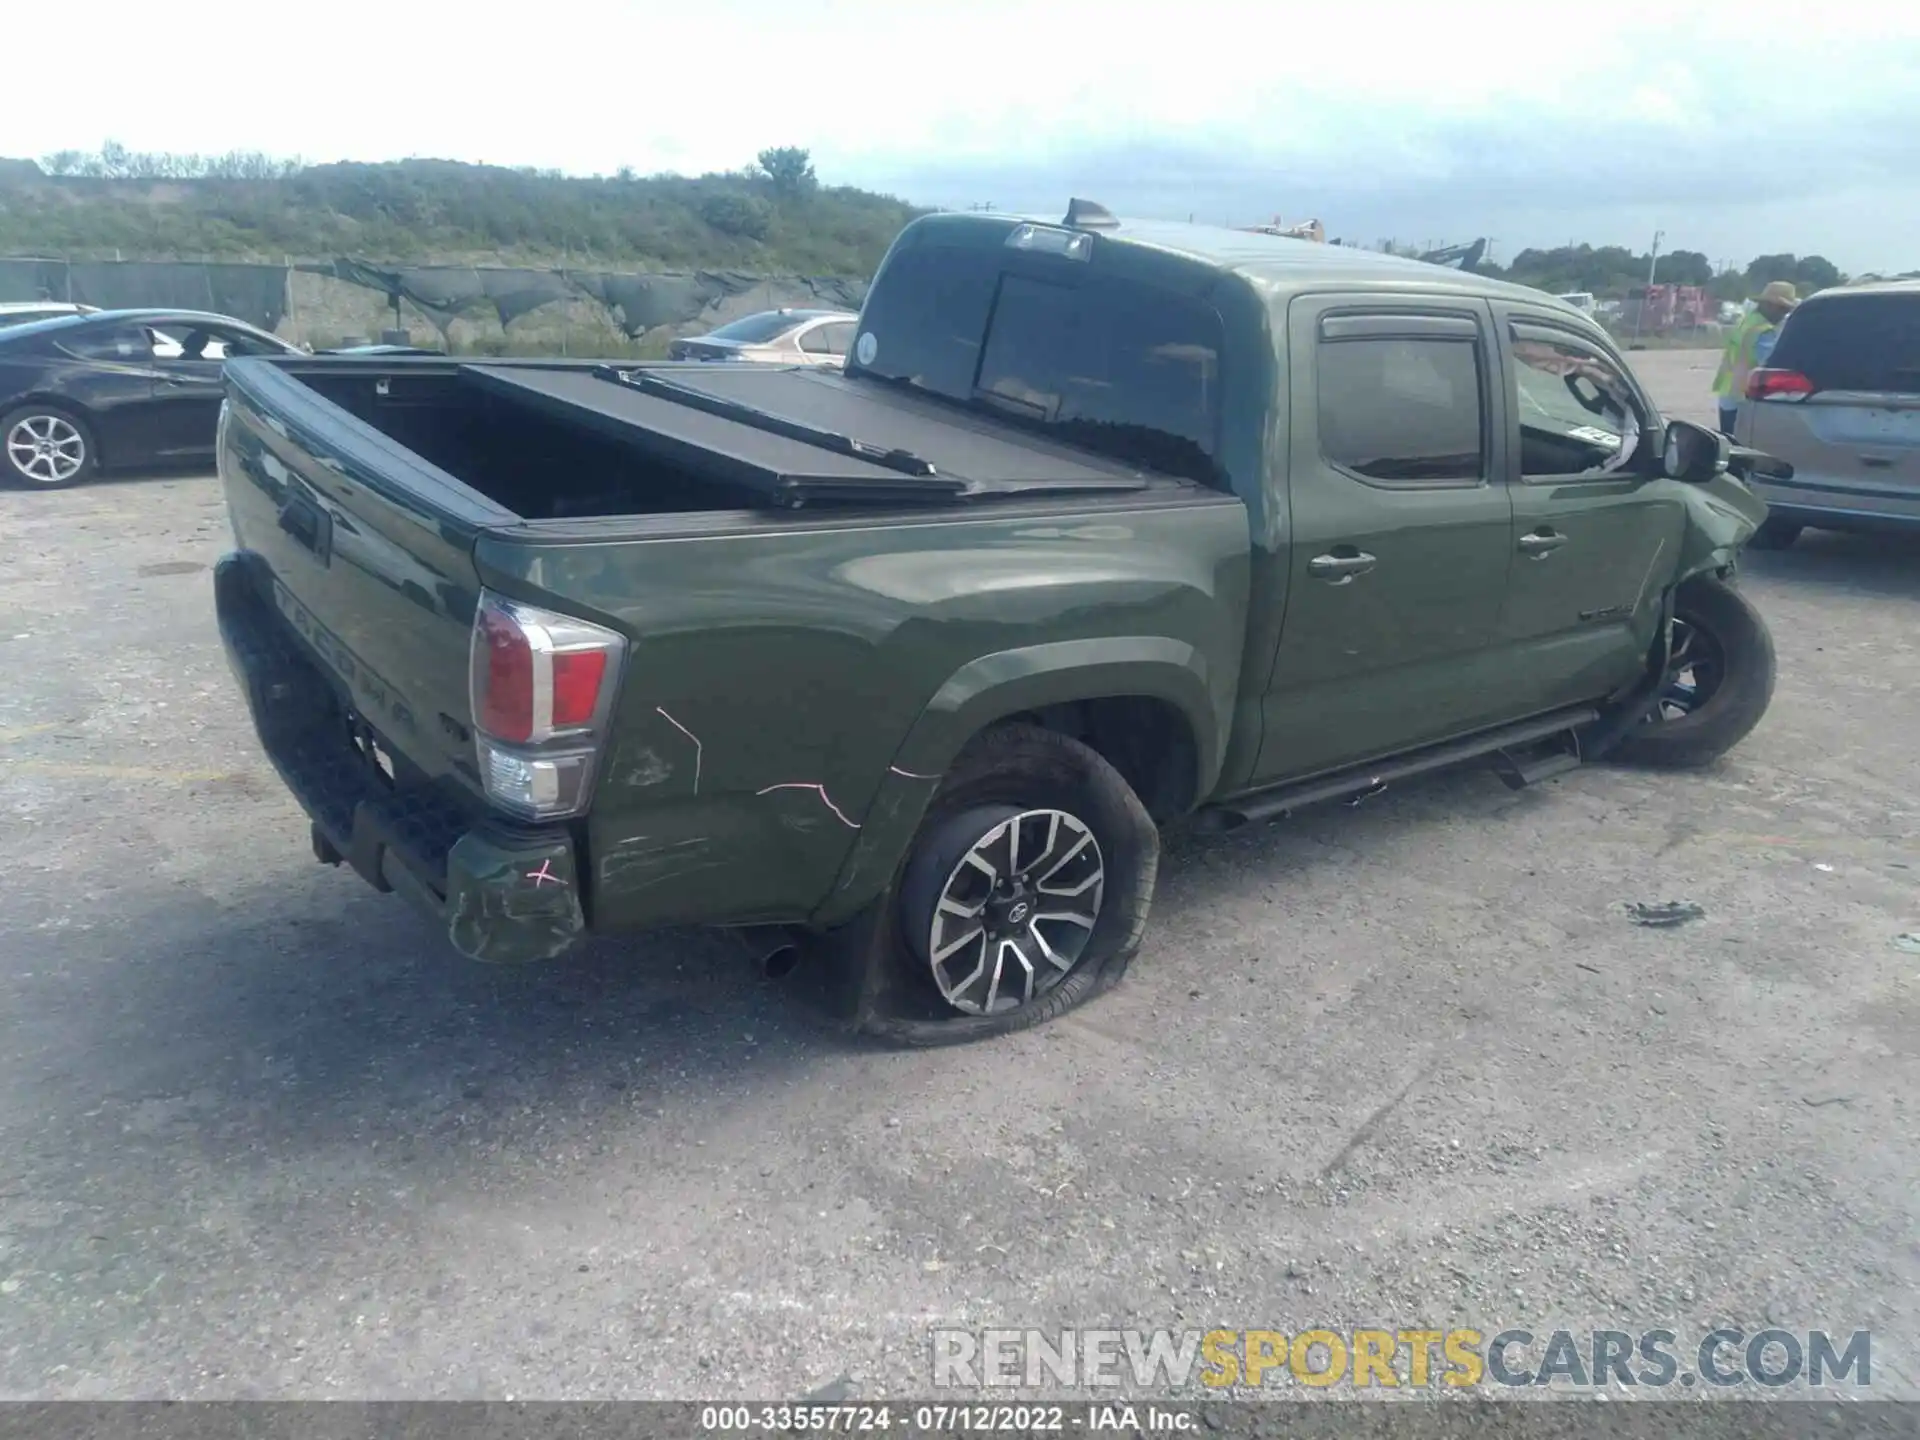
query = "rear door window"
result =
(58, 325, 155, 361)
(1316, 335, 1486, 484)
(1768, 293, 1920, 394)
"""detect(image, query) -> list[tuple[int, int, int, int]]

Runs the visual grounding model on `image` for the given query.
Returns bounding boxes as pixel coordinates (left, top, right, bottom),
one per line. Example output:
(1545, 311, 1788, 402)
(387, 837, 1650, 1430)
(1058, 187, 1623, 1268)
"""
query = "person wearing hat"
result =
(1712, 280, 1800, 435)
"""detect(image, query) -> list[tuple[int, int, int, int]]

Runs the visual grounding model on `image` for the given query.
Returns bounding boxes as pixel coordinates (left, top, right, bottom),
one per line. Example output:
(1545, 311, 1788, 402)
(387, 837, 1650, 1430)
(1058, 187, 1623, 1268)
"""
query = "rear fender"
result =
(1674, 473, 1769, 586)
(811, 636, 1220, 927)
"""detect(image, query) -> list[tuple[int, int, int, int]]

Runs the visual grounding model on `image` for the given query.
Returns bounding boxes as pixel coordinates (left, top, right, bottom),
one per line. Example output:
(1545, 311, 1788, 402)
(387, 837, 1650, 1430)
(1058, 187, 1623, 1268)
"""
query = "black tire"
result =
(1747, 517, 1803, 551)
(1, 403, 97, 490)
(864, 723, 1159, 1046)
(1609, 575, 1776, 769)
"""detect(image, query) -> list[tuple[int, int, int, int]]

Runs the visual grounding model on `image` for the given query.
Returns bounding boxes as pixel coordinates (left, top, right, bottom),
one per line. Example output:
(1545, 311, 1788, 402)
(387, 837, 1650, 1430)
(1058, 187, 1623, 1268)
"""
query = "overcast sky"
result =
(4, 0, 1915, 274)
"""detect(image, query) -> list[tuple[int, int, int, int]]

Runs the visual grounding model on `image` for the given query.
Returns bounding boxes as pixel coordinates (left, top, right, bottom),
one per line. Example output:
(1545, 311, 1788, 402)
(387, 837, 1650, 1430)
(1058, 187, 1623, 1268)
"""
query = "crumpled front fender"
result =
(1675, 474, 1769, 586)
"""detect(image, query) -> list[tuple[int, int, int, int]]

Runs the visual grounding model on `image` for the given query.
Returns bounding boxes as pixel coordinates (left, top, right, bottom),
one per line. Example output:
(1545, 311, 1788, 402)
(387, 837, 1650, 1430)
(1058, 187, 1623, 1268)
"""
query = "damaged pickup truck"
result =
(213, 201, 1788, 1044)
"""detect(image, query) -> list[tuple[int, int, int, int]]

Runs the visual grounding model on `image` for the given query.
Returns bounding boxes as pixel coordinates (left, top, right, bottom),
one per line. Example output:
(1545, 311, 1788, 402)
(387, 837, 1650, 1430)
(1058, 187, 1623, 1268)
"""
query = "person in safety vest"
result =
(1713, 280, 1799, 435)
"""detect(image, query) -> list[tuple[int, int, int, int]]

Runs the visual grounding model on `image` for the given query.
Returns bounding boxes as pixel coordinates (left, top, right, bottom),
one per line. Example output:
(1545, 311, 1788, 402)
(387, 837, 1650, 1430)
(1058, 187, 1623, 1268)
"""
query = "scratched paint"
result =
(620, 748, 674, 788)
(654, 706, 704, 793)
(756, 781, 862, 829)
(598, 835, 715, 884)
(888, 764, 940, 781)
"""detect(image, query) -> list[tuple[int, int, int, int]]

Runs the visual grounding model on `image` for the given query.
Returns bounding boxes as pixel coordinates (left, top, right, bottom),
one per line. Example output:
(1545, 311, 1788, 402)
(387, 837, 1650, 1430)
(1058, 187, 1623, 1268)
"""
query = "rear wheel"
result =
(1609, 575, 1776, 769)
(870, 723, 1159, 1046)
(1747, 517, 1803, 551)
(2, 405, 96, 489)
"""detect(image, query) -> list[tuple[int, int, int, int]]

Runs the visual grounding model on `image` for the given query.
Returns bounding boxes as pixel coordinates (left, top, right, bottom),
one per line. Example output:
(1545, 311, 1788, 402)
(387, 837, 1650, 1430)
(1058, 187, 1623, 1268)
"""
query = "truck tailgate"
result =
(219, 358, 513, 792)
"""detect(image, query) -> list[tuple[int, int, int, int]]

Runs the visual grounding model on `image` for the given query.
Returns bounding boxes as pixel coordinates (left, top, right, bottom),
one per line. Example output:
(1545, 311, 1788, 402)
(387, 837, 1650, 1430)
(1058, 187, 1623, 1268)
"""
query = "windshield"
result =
(706, 312, 811, 344)
(848, 242, 1226, 487)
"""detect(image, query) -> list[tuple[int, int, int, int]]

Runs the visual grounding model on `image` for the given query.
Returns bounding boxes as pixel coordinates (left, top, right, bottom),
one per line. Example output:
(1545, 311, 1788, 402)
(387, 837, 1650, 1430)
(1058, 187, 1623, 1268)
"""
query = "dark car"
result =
(0, 308, 303, 488)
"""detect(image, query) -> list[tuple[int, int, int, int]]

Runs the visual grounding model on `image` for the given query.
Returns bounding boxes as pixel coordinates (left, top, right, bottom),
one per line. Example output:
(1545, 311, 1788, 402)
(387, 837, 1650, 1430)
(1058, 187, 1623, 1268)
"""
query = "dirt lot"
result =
(1, 351, 1917, 1401)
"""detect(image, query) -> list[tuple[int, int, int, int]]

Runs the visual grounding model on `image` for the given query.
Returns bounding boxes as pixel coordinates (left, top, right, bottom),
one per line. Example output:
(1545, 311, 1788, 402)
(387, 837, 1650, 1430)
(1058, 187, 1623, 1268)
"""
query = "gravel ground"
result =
(1, 350, 1916, 1403)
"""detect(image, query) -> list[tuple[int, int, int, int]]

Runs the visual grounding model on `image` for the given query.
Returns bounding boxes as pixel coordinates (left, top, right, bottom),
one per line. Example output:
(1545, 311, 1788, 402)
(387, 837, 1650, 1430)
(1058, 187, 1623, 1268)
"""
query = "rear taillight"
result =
(1746, 368, 1815, 401)
(468, 590, 624, 820)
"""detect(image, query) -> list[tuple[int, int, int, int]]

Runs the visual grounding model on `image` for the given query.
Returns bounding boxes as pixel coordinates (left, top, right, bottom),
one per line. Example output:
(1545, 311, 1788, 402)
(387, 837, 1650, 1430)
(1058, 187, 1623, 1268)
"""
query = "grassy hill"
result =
(0, 147, 923, 274)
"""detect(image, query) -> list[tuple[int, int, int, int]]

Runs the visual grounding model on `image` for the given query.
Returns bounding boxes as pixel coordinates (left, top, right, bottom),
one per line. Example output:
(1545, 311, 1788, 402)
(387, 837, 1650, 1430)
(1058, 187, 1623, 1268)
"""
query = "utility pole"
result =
(1631, 228, 1664, 343)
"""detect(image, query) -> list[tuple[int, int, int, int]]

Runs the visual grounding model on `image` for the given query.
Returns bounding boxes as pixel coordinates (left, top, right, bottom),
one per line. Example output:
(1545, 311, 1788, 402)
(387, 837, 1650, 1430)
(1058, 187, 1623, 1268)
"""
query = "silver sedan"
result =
(668, 308, 858, 367)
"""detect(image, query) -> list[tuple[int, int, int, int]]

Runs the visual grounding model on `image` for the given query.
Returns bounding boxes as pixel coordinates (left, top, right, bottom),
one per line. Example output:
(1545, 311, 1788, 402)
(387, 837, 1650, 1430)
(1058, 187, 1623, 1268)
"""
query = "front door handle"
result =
(1308, 550, 1378, 583)
(1518, 529, 1568, 557)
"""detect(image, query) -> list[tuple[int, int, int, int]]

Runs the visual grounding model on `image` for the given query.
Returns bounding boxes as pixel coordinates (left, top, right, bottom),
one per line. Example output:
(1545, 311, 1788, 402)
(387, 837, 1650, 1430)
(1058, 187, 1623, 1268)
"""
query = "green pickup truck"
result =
(213, 201, 1786, 1044)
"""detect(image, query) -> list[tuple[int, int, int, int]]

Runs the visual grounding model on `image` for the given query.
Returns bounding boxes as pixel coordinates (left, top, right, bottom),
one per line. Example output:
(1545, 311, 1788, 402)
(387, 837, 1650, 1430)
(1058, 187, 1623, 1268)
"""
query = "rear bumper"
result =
(213, 553, 587, 963)
(1748, 482, 1920, 532)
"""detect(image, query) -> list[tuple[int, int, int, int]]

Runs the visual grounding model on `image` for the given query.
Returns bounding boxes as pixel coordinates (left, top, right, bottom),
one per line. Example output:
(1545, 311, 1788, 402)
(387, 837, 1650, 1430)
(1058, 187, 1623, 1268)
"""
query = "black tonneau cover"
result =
(461, 363, 1158, 507)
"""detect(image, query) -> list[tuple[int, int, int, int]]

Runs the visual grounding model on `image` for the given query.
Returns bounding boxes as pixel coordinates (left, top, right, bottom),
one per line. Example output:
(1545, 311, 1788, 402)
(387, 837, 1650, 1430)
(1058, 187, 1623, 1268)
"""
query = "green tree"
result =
(755, 146, 818, 200)
(700, 192, 773, 240)
(1793, 255, 1842, 291)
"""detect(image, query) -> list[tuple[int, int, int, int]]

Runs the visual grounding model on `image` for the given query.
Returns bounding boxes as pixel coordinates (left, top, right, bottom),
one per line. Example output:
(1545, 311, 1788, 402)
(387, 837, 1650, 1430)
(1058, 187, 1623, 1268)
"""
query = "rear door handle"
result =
(1518, 530, 1568, 557)
(1308, 550, 1377, 583)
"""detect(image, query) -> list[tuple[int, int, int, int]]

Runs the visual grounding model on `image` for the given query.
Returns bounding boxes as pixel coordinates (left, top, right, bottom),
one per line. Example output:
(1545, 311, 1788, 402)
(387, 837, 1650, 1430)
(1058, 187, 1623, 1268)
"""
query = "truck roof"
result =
(916, 209, 1559, 308)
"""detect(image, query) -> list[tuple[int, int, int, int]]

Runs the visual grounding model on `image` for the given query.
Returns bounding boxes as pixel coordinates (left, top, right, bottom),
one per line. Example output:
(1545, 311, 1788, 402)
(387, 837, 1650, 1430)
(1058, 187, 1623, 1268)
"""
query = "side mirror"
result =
(1660, 420, 1730, 483)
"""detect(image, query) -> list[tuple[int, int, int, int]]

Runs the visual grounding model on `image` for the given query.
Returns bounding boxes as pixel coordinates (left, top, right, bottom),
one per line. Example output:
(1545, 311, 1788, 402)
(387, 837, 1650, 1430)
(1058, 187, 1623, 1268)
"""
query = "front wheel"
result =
(1609, 575, 1776, 769)
(870, 723, 1160, 1046)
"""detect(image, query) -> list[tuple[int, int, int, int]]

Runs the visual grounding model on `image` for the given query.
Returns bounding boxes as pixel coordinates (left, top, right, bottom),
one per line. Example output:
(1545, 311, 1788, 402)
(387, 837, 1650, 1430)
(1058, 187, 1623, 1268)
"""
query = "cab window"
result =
(1510, 327, 1647, 478)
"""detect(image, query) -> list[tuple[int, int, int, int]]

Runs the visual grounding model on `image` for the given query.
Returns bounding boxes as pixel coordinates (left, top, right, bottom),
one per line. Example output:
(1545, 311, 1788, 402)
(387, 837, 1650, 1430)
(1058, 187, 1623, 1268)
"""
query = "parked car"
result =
(319, 343, 445, 357)
(211, 203, 1786, 1045)
(1736, 280, 1920, 547)
(0, 302, 99, 329)
(0, 308, 302, 488)
(667, 308, 858, 366)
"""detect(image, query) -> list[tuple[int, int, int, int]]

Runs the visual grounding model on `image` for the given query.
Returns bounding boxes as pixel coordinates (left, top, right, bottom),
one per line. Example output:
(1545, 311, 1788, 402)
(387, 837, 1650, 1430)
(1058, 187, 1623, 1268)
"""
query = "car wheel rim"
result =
(6, 414, 85, 484)
(926, 809, 1105, 1016)
(1651, 617, 1726, 721)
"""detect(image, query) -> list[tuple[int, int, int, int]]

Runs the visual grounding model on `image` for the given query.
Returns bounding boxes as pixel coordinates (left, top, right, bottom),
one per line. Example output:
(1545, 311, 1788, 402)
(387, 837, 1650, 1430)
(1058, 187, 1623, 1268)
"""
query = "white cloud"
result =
(3, 0, 1916, 265)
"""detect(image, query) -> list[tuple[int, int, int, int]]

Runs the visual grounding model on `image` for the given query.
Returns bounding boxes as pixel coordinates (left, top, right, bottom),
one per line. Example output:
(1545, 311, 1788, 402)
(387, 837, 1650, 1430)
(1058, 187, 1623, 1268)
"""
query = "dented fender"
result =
(1673, 474, 1769, 587)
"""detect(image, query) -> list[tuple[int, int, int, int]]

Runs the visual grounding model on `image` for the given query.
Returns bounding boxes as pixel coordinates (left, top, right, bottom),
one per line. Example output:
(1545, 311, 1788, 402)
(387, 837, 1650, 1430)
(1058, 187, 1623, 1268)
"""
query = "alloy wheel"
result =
(5, 414, 86, 485)
(925, 808, 1105, 1015)
(1651, 617, 1727, 721)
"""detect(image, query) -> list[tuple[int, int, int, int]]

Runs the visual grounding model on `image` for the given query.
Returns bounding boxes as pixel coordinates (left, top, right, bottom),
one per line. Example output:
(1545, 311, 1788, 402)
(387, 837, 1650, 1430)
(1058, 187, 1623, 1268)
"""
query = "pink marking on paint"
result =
(654, 705, 703, 792)
(525, 859, 563, 887)
(756, 782, 862, 829)
(888, 764, 938, 781)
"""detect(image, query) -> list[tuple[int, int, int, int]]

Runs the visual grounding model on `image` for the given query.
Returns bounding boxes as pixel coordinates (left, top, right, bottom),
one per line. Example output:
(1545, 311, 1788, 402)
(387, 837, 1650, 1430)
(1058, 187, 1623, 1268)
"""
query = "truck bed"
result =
(278, 357, 1164, 521)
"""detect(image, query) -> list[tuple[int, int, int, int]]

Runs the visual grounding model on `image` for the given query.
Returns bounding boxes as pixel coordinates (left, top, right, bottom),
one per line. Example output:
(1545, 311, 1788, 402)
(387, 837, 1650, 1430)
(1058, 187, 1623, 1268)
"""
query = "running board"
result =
(1194, 706, 1599, 833)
